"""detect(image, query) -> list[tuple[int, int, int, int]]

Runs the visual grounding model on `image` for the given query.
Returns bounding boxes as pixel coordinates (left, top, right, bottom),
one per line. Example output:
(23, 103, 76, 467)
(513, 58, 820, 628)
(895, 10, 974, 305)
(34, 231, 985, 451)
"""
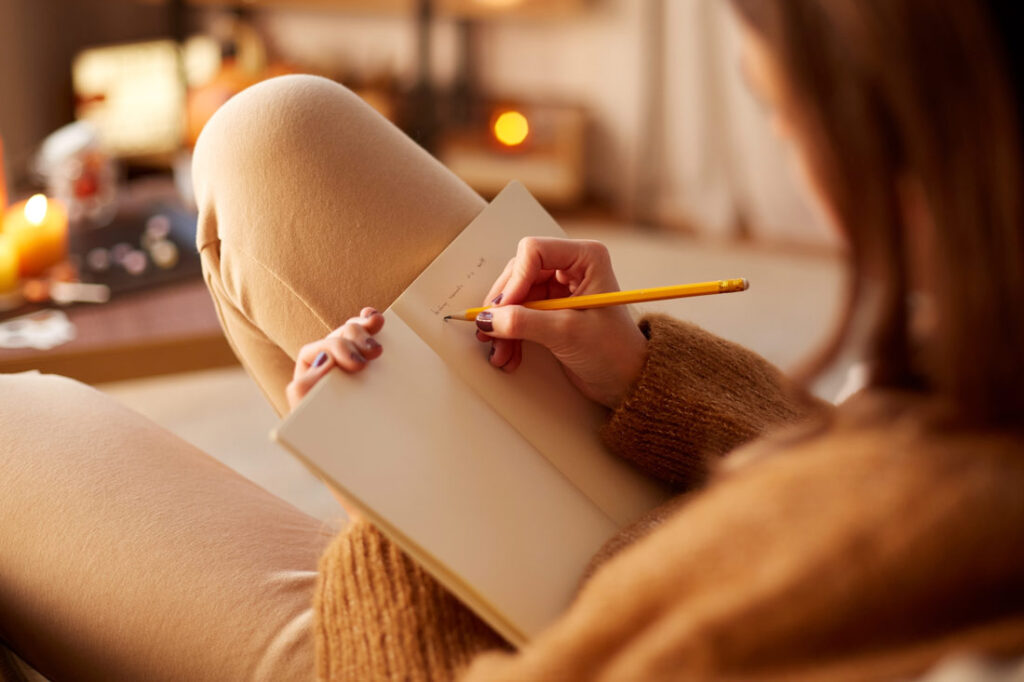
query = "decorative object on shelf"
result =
(0, 309, 76, 351)
(36, 122, 119, 227)
(440, 103, 586, 206)
(68, 203, 201, 297)
(73, 40, 187, 160)
(0, 196, 201, 322)
(2, 194, 70, 277)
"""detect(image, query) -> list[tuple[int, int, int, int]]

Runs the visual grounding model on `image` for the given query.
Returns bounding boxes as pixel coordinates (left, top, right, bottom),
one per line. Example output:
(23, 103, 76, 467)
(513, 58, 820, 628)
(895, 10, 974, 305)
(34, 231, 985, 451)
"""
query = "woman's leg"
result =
(0, 372, 336, 682)
(0, 75, 485, 681)
(193, 74, 486, 415)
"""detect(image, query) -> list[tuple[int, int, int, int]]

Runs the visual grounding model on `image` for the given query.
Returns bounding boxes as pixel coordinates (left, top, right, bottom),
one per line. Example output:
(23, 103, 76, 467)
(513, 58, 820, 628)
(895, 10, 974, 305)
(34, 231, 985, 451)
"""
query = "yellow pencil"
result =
(443, 278, 749, 321)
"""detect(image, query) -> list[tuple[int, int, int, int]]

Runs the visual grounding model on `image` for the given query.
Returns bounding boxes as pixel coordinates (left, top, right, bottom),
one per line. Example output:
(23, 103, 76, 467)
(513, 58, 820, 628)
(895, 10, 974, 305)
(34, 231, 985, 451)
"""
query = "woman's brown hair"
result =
(730, 0, 1024, 428)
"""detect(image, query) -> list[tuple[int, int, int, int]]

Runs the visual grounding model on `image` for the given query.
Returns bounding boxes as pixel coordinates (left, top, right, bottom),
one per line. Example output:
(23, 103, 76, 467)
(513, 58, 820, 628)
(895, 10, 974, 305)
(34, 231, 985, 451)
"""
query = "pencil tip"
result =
(443, 315, 452, 322)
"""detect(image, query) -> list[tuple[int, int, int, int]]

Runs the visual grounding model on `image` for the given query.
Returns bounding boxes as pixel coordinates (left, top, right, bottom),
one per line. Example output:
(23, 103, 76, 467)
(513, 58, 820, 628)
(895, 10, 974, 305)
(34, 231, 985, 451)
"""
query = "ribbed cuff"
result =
(315, 521, 506, 681)
(601, 315, 820, 490)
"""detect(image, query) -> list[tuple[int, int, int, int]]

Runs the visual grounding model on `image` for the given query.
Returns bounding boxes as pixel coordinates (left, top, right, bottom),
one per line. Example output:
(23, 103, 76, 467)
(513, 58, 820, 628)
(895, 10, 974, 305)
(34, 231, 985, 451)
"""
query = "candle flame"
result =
(493, 110, 530, 147)
(25, 194, 48, 226)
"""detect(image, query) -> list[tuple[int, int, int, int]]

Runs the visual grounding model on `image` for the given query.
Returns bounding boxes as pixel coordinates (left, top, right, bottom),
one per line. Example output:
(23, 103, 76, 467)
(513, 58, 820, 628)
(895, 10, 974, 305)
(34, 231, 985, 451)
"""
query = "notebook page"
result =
(273, 311, 619, 645)
(391, 182, 670, 527)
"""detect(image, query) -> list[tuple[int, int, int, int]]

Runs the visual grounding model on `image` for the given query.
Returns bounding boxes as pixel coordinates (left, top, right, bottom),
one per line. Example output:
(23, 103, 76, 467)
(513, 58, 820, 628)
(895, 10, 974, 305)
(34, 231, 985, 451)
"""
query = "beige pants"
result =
(0, 75, 484, 681)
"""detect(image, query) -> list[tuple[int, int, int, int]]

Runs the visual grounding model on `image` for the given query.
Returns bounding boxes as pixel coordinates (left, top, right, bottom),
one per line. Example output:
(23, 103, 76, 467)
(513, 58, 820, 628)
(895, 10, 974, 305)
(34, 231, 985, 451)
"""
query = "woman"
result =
(2, 0, 1023, 680)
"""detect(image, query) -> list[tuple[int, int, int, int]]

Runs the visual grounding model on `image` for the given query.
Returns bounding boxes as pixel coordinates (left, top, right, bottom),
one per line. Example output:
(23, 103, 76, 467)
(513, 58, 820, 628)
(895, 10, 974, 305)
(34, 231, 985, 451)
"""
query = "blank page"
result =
(274, 312, 619, 645)
(392, 182, 669, 526)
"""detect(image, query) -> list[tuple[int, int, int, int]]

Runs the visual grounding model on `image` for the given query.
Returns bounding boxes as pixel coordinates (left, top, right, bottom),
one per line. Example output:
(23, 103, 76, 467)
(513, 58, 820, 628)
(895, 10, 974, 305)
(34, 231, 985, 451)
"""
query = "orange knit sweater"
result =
(314, 315, 1024, 681)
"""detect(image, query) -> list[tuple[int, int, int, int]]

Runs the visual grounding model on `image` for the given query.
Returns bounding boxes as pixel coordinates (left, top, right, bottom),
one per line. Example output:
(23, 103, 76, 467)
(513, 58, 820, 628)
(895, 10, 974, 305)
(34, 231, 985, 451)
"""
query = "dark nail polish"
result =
(313, 351, 329, 368)
(365, 338, 381, 351)
(476, 311, 494, 333)
(351, 351, 367, 364)
(491, 293, 504, 305)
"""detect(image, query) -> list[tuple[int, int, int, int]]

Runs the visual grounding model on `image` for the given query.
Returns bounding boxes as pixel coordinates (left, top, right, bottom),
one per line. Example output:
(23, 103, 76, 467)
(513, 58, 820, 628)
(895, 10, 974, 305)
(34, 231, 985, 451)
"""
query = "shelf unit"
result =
(138, 0, 587, 21)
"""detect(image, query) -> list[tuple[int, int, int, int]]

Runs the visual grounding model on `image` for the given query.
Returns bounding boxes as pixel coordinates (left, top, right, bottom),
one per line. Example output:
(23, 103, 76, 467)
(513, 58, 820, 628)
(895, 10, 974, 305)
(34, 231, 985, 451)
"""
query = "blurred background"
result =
(0, 0, 844, 557)
(0, 0, 836, 241)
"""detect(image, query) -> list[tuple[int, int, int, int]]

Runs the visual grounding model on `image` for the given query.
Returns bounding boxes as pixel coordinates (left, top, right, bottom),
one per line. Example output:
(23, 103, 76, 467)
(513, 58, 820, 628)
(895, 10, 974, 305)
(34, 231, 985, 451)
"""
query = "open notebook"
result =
(272, 181, 670, 646)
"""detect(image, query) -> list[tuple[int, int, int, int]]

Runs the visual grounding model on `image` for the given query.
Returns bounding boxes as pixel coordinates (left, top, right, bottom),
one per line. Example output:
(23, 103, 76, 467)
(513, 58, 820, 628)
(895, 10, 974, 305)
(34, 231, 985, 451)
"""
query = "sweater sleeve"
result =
(600, 314, 827, 489)
(315, 520, 507, 682)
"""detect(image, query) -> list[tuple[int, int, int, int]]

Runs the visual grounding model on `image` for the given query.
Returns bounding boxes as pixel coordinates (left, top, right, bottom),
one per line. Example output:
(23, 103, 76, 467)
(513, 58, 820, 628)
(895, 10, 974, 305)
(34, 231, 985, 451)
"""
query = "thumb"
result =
(477, 305, 575, 349)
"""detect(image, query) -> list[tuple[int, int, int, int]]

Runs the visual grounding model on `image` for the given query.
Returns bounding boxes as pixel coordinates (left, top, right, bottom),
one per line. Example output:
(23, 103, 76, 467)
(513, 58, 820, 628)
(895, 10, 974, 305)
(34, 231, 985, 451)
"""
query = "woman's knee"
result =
(190, 72, 483, 395)
(192, 75, 367, 250)
(190, 75, 382, 365)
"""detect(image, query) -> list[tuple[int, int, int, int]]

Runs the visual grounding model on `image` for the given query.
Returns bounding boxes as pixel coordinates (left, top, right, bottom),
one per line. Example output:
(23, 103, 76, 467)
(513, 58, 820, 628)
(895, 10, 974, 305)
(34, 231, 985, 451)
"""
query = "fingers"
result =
(476, 279, 568, 345)
(475, 238, 615, 379)
(288, 336, 373, 406)
(502, 237, 615, 304)
(296, 335, 372, 376)
(504, 339, 523, 373)
(526, 279, 573, 303)
(488, 338, 518, 370)
(286, 351, 335, 407)
(328, 308, 385, 338)
(329, 321, 383, 360)
(476, 305, 577, 349)
(360, 307, 386, 334)
(287, 308, 386, 410)
(295, 308, 385, 378)
(483, 258, 516, 306)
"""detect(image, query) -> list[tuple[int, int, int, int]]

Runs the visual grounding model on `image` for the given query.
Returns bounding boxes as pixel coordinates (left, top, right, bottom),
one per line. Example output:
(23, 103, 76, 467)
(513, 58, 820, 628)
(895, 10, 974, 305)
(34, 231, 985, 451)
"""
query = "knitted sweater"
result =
(314, 315, 1024, 681)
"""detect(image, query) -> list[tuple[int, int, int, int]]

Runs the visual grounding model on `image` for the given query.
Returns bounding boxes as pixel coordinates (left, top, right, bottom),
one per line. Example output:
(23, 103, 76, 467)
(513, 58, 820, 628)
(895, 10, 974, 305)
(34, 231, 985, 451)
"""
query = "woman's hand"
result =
(285, 307, 385, 411)
(476, 237, 647, 409)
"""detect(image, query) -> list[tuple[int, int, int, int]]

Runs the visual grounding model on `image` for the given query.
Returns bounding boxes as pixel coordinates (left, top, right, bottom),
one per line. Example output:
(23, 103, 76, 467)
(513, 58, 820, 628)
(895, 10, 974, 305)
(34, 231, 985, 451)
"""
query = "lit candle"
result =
(2, 194, 69, 277)
(0, 234, 17, 292)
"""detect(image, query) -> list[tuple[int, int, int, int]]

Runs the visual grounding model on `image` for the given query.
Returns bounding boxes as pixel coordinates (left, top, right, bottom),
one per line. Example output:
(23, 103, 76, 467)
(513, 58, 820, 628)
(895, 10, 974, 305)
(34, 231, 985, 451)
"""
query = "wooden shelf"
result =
(137, 0, 588, 20)
(0, 279, 238, 384)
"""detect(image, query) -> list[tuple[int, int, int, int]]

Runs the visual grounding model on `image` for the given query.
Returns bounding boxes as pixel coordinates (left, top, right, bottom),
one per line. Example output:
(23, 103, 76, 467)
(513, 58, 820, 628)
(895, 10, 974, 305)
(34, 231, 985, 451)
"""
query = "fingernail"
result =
(491, 293, 504, 305)
(476, 311, 494, 333)
(351, 351, 367, 364)
(365, 308, 378, 316)
(365, 338, 381, 351)
(313, 351, 329, 368)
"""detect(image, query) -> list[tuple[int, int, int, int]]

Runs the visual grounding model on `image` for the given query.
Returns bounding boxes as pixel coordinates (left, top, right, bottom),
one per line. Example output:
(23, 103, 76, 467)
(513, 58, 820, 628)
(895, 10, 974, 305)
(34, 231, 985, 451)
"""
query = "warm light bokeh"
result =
(0, 235, 17, 292)
(25, 194, 48, 225)
(2, 194, 68, 277)
(474, 0, 526, 7)
(493, 110, 530, 147)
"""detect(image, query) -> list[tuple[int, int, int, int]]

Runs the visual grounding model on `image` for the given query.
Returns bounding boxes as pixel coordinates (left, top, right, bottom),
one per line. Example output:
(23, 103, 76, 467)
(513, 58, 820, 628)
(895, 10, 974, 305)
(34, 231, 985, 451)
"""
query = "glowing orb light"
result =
(493, 110, 530, 147)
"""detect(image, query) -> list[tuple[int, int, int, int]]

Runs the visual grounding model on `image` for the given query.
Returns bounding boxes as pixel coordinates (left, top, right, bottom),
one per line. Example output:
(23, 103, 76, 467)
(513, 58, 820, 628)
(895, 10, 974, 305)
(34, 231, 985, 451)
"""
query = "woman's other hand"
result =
(477, 237, 647, 409)
(285, 307, 385, 411)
